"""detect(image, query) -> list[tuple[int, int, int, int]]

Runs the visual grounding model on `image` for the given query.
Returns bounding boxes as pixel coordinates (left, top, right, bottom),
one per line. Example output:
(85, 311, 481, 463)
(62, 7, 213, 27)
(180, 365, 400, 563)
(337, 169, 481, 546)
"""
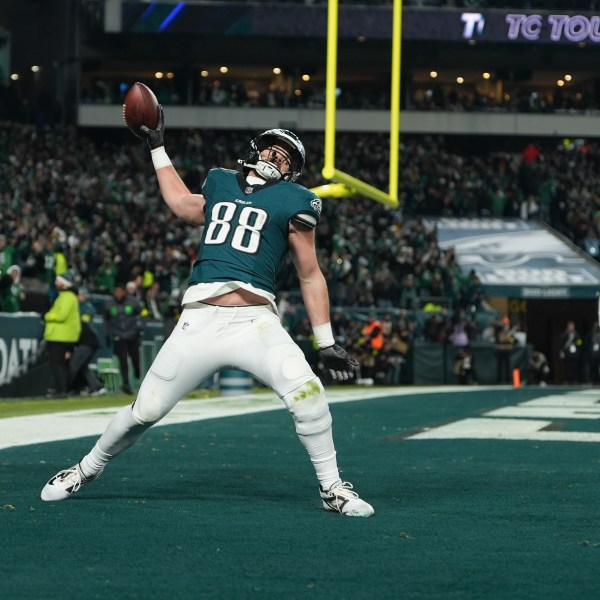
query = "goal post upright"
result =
(322, 0, 338, 183)
(317, 0, 402, 208)
(389, 0, 402, 204)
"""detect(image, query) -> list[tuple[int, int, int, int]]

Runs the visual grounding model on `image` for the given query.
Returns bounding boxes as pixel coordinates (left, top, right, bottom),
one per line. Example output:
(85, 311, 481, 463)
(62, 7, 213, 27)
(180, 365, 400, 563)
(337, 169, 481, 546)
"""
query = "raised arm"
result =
(153, 165, 206, 225)
(140, 106, 206, 225)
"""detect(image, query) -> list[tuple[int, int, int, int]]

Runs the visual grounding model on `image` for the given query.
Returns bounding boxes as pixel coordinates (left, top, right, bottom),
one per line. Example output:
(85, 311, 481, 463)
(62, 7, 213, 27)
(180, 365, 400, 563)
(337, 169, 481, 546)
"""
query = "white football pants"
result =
(84, 302, 340, 488)
(134, 302, 318, 422)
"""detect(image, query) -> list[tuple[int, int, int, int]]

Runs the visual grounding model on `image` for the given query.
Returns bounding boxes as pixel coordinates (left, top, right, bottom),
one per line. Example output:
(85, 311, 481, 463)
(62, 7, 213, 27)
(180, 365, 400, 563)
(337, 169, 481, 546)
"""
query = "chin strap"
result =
(243, 160, 282, 181)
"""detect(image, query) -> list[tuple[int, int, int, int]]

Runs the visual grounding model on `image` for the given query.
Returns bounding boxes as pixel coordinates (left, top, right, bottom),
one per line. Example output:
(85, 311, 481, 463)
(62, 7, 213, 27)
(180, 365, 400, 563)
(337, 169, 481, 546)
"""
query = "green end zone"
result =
(2, 386, 600, 599)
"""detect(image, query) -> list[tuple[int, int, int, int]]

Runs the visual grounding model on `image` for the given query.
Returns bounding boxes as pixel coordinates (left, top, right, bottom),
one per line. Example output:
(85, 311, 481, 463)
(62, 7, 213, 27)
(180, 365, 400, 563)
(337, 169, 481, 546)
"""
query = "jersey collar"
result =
(236, 173, 280, 196)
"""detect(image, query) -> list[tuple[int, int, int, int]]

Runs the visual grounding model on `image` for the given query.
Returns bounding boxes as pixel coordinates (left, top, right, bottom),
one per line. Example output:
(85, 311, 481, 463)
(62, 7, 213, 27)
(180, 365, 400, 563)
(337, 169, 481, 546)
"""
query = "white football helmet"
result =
(241, 129, 306, 182)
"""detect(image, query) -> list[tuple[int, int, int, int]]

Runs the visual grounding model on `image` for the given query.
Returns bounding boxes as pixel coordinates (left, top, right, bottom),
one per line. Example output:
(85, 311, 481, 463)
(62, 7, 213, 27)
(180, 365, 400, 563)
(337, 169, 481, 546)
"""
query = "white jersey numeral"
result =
(204, 201, 268, 254)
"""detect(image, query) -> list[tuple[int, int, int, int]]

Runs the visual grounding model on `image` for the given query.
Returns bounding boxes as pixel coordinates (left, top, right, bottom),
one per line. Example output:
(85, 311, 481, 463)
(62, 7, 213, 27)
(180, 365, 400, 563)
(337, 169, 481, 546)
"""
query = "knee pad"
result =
(283, 378, 332, 436)
(131, 392, 165, 425)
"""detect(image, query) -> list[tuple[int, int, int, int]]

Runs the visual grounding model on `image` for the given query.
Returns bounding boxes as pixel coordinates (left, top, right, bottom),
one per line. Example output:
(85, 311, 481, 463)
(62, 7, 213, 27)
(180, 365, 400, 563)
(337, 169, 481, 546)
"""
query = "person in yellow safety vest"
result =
(43, 268, 81, 396)
(362, 314, 384, 352)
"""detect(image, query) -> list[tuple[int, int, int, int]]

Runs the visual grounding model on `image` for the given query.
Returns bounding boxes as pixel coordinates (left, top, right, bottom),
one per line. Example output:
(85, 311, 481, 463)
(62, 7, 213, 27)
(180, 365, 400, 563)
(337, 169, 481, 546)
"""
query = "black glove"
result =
(140, 105, 165, 149)
(320, 344, 359, 381)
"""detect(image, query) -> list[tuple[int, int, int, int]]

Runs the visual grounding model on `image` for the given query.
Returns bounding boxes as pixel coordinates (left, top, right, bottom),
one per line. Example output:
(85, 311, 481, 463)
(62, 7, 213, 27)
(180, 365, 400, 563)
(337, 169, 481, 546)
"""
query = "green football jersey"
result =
(188, 168, 322, 295)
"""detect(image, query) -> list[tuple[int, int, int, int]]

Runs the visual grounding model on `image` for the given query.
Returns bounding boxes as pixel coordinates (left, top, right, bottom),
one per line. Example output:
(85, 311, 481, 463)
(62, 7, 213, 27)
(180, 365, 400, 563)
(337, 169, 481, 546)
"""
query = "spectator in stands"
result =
(423, 309, 449, 344)
(481, 318, 498, 344)
(398, 274, 419, 310)
(372, 270, 401, 309)
(142, 281, 167, 321)
(380, 313, 395, 337)
(21, 239, 53, 286)
(447, 308, 474, 349)
(465, 272, 491, 314)
(43, 269, 81, 397)
(104, 283, 144, 394)
(525, 350, 550, 386)
(126, 280, 142, 303)
(361, 314, 384, 354)
(373, 342, 398, 385)
(48, 240, 69, 302)
(495, 315, 516, 384)
(558, 320, 583, 385)
(0, 265, 24, 312)
(0, 234, 16, 272)
(383, 328, 411, 385)
(454, 346, 476, 385)
(96, 256, 118, 294)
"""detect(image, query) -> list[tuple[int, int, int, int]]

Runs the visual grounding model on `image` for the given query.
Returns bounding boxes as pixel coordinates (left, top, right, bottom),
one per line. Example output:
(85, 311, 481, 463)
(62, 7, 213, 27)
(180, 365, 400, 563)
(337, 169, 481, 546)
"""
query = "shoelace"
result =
(327, 481, 359, 501)
(57, 467, 83, 492)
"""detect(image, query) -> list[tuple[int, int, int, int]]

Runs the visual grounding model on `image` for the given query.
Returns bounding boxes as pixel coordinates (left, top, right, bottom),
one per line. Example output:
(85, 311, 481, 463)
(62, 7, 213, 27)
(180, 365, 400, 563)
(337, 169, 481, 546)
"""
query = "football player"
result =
(41, 110, 374, 517)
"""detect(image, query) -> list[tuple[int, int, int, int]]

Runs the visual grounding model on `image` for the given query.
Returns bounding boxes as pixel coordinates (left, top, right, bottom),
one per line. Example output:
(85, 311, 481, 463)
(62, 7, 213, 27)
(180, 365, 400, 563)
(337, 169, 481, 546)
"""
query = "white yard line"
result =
(0, 386, 474, 450)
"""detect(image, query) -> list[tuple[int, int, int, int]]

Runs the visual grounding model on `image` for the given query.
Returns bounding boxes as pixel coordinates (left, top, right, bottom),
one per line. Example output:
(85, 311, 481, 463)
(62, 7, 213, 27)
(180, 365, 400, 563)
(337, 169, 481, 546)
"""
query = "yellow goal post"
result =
(313, 0, 402, 208)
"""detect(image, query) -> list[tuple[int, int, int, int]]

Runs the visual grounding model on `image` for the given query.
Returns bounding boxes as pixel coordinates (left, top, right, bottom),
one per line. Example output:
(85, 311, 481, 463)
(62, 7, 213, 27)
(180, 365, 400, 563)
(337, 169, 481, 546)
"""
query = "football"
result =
(122, 82, 160, 139)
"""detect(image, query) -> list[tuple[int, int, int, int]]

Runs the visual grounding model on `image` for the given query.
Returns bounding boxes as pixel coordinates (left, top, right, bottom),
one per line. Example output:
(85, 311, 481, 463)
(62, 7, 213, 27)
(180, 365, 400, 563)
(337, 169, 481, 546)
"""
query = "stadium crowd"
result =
(75, 77, 600, 117)
(2, 120, 600, 383)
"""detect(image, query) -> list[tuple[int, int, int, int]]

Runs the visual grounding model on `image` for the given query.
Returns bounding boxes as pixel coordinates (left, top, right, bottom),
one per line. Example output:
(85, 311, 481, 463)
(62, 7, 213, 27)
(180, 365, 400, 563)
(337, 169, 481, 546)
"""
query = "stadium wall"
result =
(79, 105, 600, 136)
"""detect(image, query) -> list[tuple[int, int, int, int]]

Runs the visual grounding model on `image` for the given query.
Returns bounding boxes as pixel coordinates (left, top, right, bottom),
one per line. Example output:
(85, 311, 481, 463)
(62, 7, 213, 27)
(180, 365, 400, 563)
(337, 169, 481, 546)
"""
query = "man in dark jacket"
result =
(104, 283, 143, 394)
(558, 320, 583, 384)
(68, 288, 106, 395)
(69, 319, 106, 396)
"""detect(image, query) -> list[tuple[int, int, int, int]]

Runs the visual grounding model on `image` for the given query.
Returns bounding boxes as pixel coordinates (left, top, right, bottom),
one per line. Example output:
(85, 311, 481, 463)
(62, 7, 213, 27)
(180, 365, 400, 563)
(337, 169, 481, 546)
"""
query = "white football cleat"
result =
(320, 481, 374, 517)
(41, 463, 103, 501)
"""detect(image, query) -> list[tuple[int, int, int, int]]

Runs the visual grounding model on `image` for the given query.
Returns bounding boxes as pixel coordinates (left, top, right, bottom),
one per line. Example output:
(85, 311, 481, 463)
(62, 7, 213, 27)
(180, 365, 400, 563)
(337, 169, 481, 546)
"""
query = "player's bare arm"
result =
(155, 167, 206, 225)
(289, 220, 330, 327)
(128, 98, 205, 225)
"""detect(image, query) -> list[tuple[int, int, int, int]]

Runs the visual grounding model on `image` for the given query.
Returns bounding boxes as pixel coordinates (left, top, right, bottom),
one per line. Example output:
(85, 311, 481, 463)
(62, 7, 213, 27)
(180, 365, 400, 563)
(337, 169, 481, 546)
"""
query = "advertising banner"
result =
(120, 3, 600, 45)
(430, 218, 600, 299)
(0, 313, 52, 397)
(404, 10, 600, 44)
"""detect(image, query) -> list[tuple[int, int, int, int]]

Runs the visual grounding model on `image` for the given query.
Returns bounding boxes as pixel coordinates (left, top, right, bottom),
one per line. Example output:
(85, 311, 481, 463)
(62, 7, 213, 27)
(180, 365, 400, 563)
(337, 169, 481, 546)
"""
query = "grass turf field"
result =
(2, 385, 600, 599)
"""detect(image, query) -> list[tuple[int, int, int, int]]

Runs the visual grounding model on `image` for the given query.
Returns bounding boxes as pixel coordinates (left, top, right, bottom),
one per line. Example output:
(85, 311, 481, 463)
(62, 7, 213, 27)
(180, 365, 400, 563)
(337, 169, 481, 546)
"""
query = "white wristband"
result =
(313, 322, 335, 348)
(151, 146, 172, 170)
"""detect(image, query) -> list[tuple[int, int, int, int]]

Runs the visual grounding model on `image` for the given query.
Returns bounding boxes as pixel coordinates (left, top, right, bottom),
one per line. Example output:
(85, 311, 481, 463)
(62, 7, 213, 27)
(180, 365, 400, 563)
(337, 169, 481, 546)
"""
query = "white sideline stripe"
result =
(408, 417, 600, 443)
(220, 377, 252, 386)
(409, 417, 552, 439)
(485, 406, 600, 419)
(0, 385, 480, 451)
(520, 395, 600, 407)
